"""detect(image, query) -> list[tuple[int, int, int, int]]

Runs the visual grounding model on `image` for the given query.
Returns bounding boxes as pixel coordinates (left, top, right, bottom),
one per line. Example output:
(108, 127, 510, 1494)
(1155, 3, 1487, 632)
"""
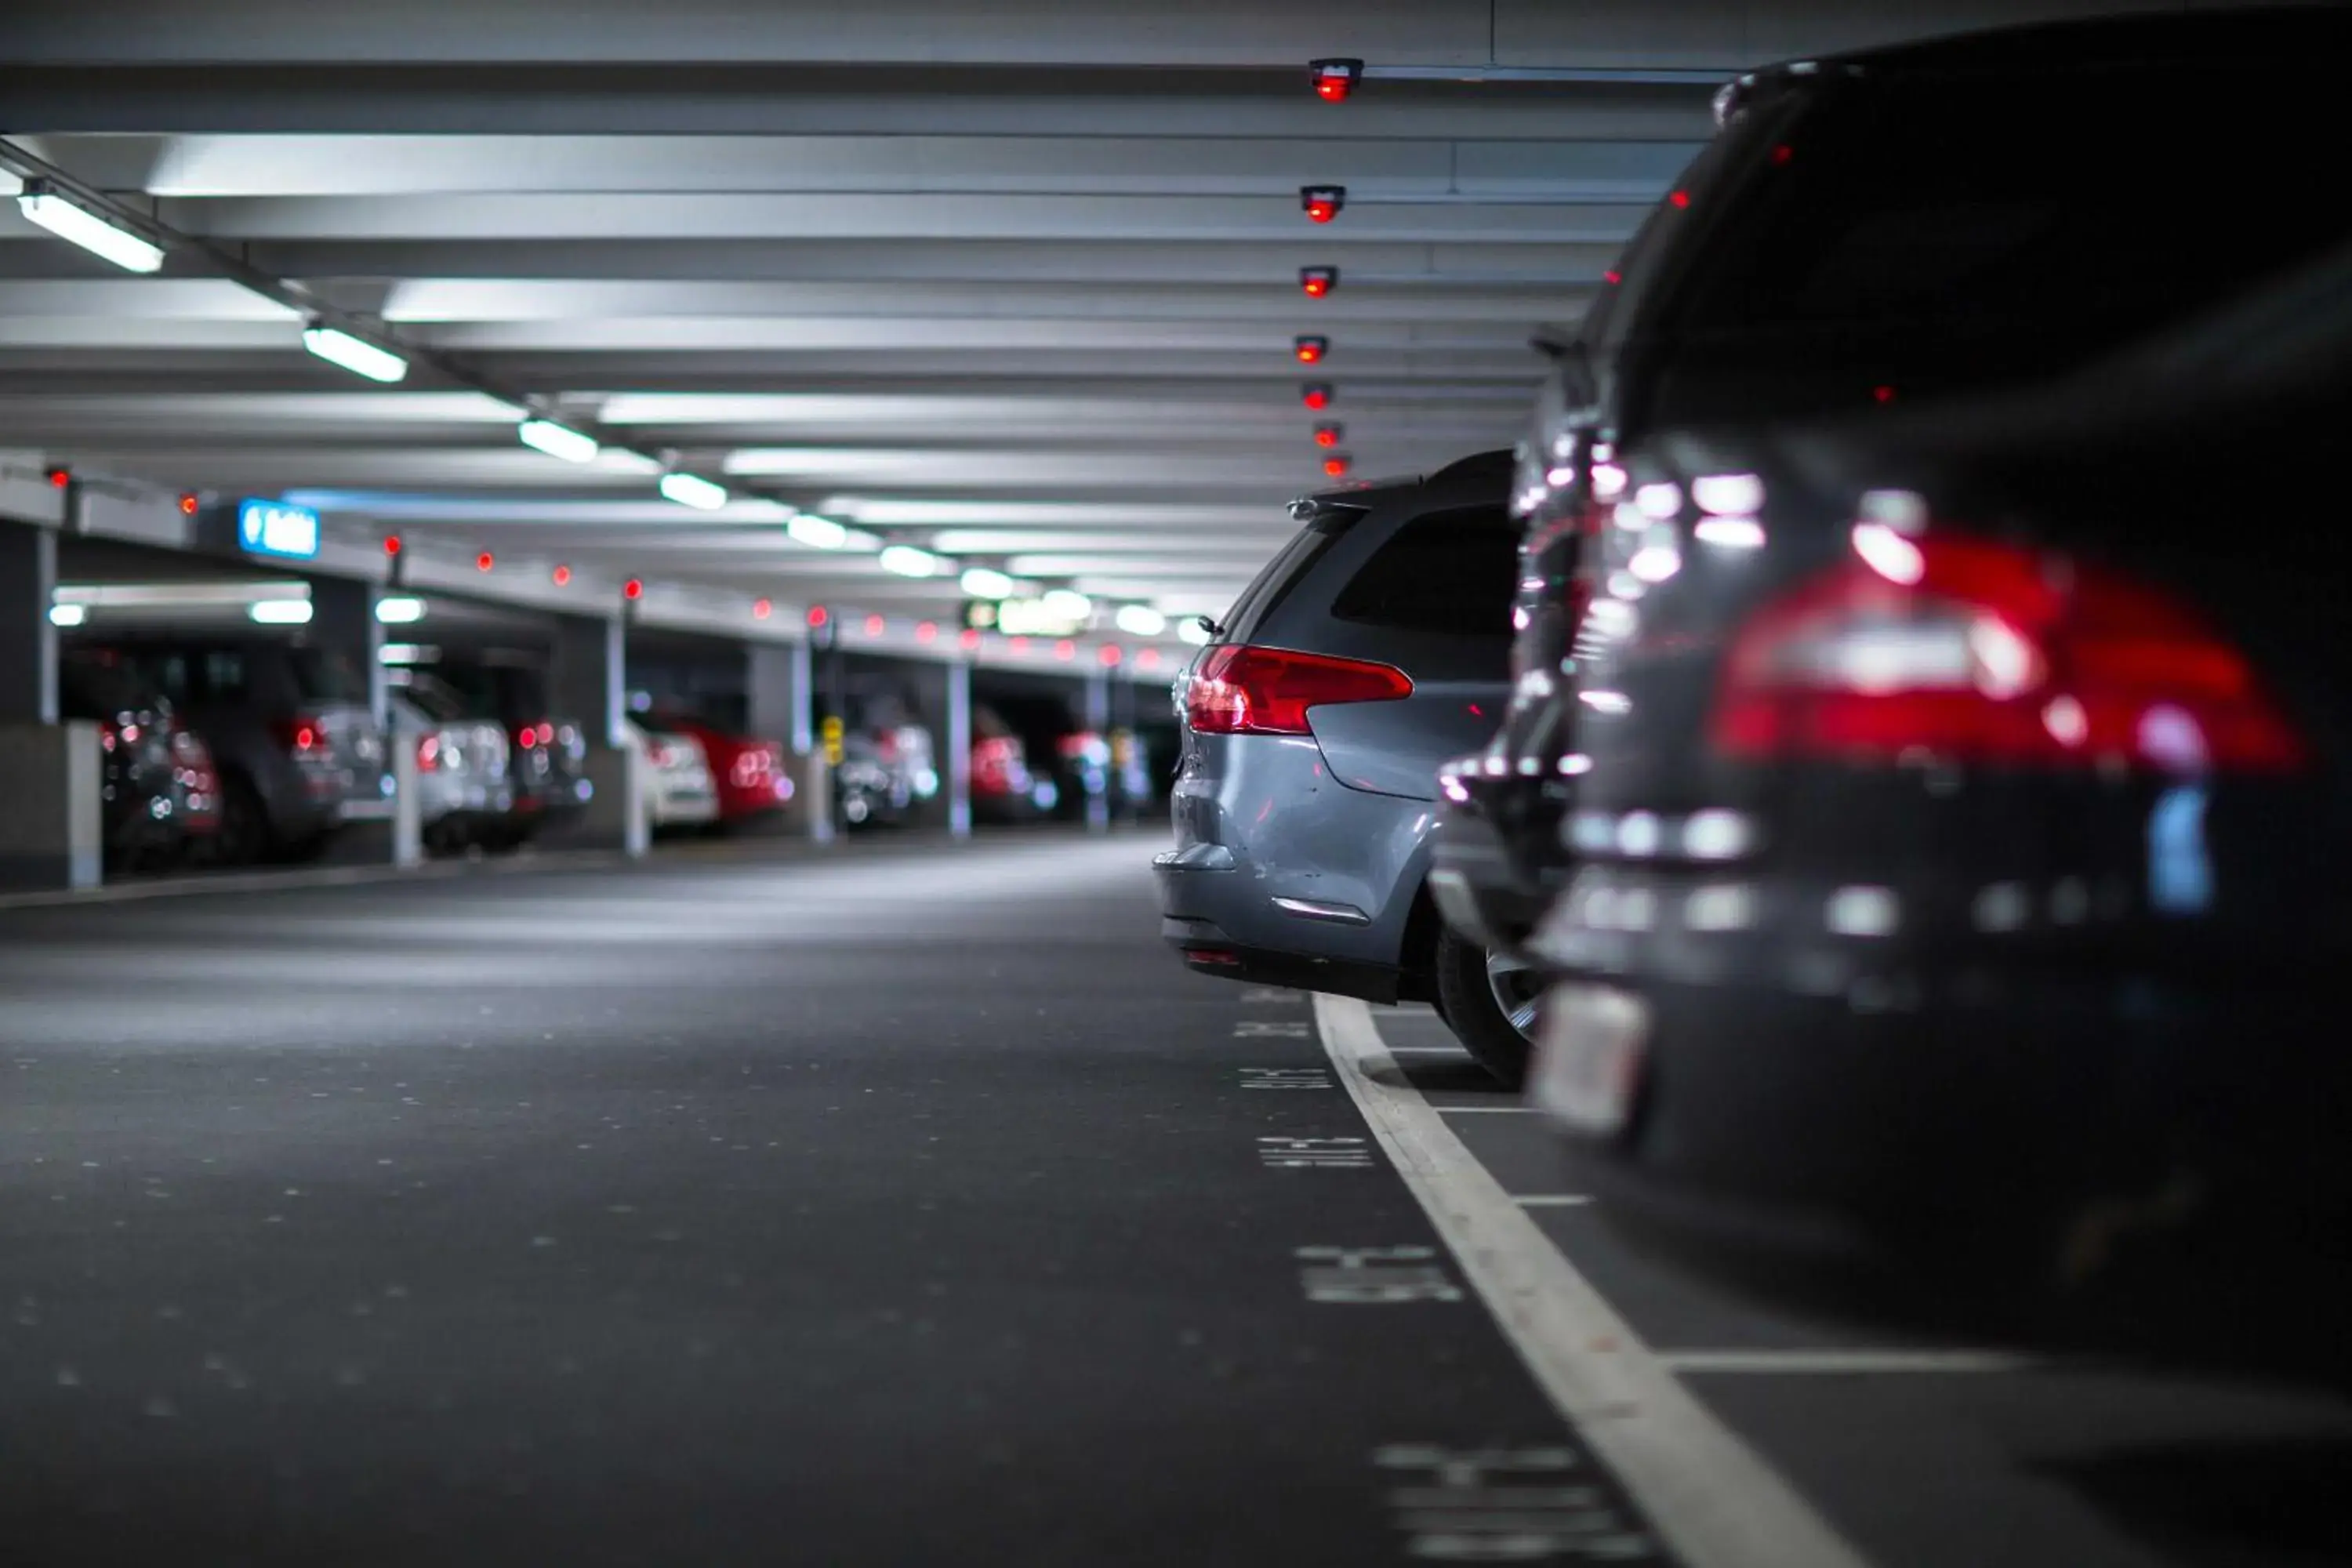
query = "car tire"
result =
(1434, 928, 1537, 1090)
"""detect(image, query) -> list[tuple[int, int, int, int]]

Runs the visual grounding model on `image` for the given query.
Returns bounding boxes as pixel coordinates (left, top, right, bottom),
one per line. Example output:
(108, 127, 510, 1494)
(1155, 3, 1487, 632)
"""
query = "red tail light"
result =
(274, 717, 329, 758)
(1710, 526, 2307, 773)
(417, 735, 442, 772)
(1185, 644, 1413, 735)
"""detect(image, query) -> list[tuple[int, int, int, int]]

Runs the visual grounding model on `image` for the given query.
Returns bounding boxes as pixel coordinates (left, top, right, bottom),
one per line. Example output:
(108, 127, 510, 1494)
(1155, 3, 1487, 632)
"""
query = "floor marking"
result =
(1436, 1105, 1542, 1114)
(1238, 1068, 1333, 1091)
(1383, 1044, 1469, 1054)
(1258, 1136, 1375, 1170)
(1312, 993, 1873, 1568)
(1238, 986, 1308, 1005)
(1375, 1446, 1657, 1560)
(1297, 1246, 1465, 1305)
(1512, 1195, 1594, 1208)
(1232, 1019, 1312, 1039)
(1656, 1349, 2031, 1376)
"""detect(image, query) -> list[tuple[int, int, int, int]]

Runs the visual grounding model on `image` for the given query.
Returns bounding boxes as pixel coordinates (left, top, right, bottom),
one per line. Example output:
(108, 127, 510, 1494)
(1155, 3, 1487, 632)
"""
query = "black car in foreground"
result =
(1433, 6, 2352, 968)
(1524, 247, 2352, 1378)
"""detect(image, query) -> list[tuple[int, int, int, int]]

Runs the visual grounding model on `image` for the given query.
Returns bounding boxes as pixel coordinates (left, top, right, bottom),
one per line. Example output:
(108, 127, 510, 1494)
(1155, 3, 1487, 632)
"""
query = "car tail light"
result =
(417, 735, 442, 772)
(1185, 644, 1412, 735)
(730, 748, 773, 789)
(274, 717, 330, 758)
(1710, 525, 2308, 773)
(647, 741, 677, 768)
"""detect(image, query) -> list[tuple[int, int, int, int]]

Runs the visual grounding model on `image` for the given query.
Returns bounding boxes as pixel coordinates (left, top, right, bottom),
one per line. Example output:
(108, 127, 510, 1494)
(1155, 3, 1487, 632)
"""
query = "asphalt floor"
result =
(1, 832, 2345, 1566)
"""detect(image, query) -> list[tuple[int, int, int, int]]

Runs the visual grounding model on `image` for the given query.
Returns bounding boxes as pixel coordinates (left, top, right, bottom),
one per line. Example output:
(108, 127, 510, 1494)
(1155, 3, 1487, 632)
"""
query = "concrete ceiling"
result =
(0, 0, 2174, 640)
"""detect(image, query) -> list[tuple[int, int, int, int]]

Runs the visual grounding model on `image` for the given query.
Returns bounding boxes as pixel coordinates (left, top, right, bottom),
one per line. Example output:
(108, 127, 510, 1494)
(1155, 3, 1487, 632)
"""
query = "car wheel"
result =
(216, 773, 272, 866)
(1434, 928, 1537, 1089)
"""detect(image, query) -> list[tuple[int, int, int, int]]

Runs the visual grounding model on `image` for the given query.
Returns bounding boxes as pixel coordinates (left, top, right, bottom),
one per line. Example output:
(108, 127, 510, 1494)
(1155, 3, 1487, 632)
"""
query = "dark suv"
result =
(82, 634, 390, 864)
(1432, 8, 2352, 960)
(1156, 451, 1532, 1080)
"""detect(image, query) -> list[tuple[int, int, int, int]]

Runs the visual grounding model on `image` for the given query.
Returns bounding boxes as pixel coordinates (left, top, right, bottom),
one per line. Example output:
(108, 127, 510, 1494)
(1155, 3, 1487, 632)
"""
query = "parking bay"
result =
(0, 833, 2344, 1566)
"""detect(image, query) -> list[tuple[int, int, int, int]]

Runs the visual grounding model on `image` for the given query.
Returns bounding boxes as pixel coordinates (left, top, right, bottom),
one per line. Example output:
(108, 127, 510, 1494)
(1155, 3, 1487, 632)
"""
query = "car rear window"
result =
(1672, 64, 2344, 356)
(1216, 505, 1360, 644)
(1329, 506, 1519, 638)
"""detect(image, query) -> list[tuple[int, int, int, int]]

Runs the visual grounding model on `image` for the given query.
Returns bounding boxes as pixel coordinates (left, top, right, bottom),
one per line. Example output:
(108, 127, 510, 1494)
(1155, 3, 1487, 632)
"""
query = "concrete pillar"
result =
(553, 611, 641, 849)
(390, 708, 423, 868)
(0, 722, 101, 891)
(307, 575, 383, 725)
(802, 750, 834, 844)
(0, 519, 60, 727)
(1083, 669, 1111, 834)
(946, 659, 971, 840)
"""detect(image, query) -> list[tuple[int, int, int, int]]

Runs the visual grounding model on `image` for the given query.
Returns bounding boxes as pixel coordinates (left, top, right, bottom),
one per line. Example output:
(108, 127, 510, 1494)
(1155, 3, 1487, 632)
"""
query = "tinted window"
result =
(202, 650, 250, 703)
(1675, 66, 2345, 354)
(1329, 506, 1519, 638)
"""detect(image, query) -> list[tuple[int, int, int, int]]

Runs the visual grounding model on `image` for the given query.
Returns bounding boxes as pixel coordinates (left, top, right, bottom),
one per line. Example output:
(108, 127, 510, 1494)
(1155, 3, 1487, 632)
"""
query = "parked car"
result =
(76, 633, 390, 864)
(647, 709, 791, 829)
(828, 685, 937, 829)
(970, 706, 1048, 823)
(389, 688, 514, 853)
(58, 648, 187, 873)
(1156, 451, 1526, 1077)
(1522, 244, 2352, 1376)
(1432, 7, 2352, 1003)
(622, 718, 718, 831)
(170, 724, 223, 861)
(423, 659, 590, 843)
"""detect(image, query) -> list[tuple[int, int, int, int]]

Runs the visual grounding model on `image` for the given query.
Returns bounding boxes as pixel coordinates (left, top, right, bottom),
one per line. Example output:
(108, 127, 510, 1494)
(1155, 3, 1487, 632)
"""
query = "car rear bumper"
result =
(1531, 907, 2352, 1361)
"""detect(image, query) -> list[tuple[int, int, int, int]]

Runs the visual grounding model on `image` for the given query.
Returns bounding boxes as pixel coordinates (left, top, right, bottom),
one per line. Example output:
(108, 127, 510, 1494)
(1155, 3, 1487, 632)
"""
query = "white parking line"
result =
(1435, 1105, 1541, 1114)
(1657, 1349, 2031, 1376)
(1511, 1195, 1593, 1208)
(1313, 993, 1873, 1568)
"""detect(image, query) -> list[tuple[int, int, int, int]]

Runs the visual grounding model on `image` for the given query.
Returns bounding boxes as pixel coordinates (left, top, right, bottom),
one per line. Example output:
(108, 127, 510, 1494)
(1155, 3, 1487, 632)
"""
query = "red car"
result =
(646, 712, 792, 826)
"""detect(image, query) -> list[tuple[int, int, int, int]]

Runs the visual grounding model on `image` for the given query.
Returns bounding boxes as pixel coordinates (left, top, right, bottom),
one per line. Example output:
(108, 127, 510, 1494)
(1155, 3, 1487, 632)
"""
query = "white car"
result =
(389, 690, 514, 851)
(622, 719, 718, 829)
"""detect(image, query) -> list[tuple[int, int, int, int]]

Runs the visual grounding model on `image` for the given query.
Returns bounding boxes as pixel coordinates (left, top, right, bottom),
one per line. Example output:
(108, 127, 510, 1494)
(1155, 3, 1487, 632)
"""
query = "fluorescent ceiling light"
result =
(303, 325, 408, 384)
(1178, 617, 1214, 646)
(878, 545, 942, 579)
(518, 418, 599, 464)
(787, 514, 851, 550)
(960, 567, 1016, 600)
(56, 581, 307, 608)
(659, 471, 728, 511)
(1114, 604, 1167, 637)
(17, 187, 165, 274)
(47, 603, 87, 627)
(374, 595, 427, 625)
(1041, 589, 1092, 621)
(249, 600, 315, 625)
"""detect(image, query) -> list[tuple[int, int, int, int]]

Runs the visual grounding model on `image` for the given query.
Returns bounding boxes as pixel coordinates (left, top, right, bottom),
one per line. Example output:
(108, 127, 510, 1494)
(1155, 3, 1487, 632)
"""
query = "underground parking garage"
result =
(2, 3, 2350, 1565)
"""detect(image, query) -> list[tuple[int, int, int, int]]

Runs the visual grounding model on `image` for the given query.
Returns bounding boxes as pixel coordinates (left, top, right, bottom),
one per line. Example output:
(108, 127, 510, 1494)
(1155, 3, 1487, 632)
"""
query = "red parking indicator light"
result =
(1308, 58, 1362, 103)
(552, 564, 572, 586)
(178, 492, 199, 516)
(1323, 455, 1351, 478)
(753, 597, 772, 620)
(1137, 648, 1161, 671)
(864, 613, 885, 637)
(1098, 644, 1123, 666)
(45, 466, 70, 489)
(1301, 383, 1333, 411)
(959, 627, 982, 651)
(1668, 189, 1691, 209)
(1313, 423, 1343, 448)
(383, 535, 402, 556)
(807, 604, 829, 629)
(1054, 639, 1076, 662)
(1009, 636, 1029, 652)
(1299, 266, 1338, 299)
(916, 620, 938, 644)
(1301, 186, 1345, 224)
(1602, 268, 1621, 285)
(622, 578, 643, 600)
(476, 552, 494, 572)
(1294, 335, 1328, 365)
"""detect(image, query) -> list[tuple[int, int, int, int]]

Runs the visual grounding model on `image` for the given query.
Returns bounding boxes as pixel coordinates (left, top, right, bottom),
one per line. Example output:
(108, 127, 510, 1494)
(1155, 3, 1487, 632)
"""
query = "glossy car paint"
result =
(1157, 455, 1514, 1003)
(1523, 275, 2352, 1365)
(1442, 9, 2352, 956)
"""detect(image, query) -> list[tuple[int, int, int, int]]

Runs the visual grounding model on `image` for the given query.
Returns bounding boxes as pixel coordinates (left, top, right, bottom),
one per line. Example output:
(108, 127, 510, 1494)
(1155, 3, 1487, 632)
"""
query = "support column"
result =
(946, 658, 971, 840)
(307, 575, 383, 728)
(0, 518, 96, 889)
(1083, 668, 1111, 835)
(554, 611, 641, 852)
(0, 519, 60, 727)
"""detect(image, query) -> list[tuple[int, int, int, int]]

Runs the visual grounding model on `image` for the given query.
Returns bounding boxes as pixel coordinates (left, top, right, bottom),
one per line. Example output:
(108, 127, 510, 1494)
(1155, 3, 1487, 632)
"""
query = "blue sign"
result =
(237, 499, 320, 561)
